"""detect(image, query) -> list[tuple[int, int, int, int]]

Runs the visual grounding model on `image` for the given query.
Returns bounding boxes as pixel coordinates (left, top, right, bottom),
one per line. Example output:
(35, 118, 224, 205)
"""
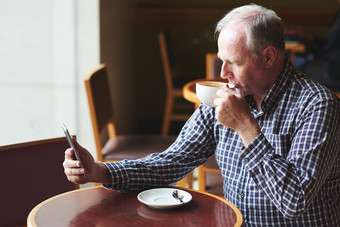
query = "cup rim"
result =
(196, 81, 227, 87)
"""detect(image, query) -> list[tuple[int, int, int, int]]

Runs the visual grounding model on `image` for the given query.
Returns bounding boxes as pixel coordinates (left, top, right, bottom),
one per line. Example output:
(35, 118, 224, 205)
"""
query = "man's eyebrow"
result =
(217, 54, 226, 61)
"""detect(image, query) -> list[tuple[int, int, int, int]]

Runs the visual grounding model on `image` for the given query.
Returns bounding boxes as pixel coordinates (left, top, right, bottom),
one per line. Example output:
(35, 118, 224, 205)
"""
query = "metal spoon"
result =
(172, 190, 184, 203)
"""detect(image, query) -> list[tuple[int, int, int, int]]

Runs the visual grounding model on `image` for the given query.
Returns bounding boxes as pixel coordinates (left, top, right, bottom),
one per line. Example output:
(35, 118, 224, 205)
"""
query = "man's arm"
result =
(101, 107, 218, 191)
(240, 97, 339, 218)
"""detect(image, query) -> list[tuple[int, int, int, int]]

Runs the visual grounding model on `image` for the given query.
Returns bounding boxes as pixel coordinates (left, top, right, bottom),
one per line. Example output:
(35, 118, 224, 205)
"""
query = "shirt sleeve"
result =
(239, 95, 340, 219)
(103, 105, 217, 191)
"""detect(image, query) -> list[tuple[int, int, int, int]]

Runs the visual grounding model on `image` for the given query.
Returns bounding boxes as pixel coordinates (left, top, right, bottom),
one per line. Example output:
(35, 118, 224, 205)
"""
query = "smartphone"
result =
(61, 123, 87, 177)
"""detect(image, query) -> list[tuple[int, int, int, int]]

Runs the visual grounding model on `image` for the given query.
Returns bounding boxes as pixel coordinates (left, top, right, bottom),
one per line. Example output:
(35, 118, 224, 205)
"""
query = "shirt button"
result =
(240, 192, 245, 198)
(243, 158, 249, 164)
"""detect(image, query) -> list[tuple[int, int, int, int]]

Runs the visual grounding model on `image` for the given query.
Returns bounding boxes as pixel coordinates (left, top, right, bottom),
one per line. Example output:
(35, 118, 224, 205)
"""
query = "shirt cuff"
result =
(102, 161, 129, 190)
(239, 133, 273, 171)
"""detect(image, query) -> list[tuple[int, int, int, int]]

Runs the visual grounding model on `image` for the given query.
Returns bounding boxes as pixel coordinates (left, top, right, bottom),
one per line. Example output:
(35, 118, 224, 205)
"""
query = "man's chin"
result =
(236, 88, 247, 97)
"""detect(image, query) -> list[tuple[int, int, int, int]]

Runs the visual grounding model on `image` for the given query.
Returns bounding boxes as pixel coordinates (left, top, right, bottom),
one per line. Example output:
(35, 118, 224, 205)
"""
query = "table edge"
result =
(27, 186, 103, 227)
(27, 186, 243, 227)
(183, 187, 244, 227)
(183, 79, 202, 104)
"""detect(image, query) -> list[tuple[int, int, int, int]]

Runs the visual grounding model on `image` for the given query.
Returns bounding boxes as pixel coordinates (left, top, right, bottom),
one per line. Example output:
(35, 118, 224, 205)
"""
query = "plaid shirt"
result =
(104, 60, 340, 226)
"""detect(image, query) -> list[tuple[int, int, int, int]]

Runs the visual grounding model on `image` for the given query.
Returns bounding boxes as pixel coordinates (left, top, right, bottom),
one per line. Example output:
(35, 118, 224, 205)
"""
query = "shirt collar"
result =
(246, 57, 294, 114)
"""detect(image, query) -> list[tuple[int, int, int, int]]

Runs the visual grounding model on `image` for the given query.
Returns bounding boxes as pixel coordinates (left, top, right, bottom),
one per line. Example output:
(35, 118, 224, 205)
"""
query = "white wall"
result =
(0, 0, 99, 157)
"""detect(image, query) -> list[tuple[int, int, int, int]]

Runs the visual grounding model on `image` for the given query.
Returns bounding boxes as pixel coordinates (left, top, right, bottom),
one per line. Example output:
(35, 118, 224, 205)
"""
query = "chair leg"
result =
(197, 165, 206, 192)
(186, 171, 194, 188)
(162, 94, 173, 135)
(176, 171, 194, 189)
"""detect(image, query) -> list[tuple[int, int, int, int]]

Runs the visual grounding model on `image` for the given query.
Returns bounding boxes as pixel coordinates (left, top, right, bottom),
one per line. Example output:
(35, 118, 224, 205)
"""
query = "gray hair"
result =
(215, 4, 285, 56)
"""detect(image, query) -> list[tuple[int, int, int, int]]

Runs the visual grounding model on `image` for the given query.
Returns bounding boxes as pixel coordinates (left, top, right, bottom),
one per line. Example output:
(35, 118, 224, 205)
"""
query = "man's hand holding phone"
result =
(61, 124, 87, 178)
(62, 124, 112, 185)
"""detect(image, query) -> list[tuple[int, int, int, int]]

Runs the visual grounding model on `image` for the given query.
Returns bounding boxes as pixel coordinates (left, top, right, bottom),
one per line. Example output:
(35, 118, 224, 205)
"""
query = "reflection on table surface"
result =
(28, 186, 243, 227)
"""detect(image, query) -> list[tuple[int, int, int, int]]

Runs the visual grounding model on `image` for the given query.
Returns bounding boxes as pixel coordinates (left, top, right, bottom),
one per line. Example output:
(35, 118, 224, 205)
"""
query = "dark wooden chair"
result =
(84, 64, 178, 162)
(158, 29, 194, 136)
(0, 137, 78, 227)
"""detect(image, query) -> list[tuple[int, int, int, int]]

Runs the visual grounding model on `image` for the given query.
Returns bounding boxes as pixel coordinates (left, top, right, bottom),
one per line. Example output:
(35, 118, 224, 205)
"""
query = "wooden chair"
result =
(0, 137, 78, 227)
(84, 64, 194, 188)
(158, 29, 194, 135)
(197, 156, 224, 197)
(84, 64, 178, 163)
(206, 53, 223, 79)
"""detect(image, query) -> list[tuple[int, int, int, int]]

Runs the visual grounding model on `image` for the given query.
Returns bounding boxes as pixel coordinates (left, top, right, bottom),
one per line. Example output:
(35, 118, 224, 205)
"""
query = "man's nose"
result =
(220, 62, 233, 79)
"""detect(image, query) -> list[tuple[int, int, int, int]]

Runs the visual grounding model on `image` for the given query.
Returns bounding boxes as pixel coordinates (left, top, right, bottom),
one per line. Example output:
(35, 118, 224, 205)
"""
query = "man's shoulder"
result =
(290, 70, 336, 101)
(280, 69, 340, 116)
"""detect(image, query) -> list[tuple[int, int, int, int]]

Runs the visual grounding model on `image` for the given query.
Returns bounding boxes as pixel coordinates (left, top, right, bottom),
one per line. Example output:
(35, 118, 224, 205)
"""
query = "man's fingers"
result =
(219, 87, 237, 96)
(65, 148, 74, 159)
(214, 88, 236, 106)
(65, 167, 85, 175)
(63, 158, 81, 168)
(63, 151, 82, 169)
(66, 174, 87, 185)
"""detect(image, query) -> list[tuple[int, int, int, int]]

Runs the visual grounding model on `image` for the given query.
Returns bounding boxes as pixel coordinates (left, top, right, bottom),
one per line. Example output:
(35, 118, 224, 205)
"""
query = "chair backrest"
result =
(206, 53, 223, 79)
(158, 29, 176, 92)
(0, 137, 77, 227)
(84, 64, 116, 161)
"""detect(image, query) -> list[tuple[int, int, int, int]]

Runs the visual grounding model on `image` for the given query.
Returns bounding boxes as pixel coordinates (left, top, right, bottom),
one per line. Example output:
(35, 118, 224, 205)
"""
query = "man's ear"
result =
(262, 46, 276, 68)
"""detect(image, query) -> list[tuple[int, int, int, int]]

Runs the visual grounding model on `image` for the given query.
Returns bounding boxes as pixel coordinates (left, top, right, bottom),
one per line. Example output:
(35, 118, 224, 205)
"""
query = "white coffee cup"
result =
(196, 81, 227, 107)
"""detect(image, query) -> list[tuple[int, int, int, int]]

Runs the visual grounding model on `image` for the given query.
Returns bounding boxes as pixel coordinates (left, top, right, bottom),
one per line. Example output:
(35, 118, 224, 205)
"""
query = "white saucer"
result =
(137, 188, 192, 209)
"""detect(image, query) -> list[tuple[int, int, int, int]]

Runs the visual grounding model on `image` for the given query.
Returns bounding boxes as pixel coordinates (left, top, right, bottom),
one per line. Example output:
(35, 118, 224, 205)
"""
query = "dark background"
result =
(99, 0, 338, 135)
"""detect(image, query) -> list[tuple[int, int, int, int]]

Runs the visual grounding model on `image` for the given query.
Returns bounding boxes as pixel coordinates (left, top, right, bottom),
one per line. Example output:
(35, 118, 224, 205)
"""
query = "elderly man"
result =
(64, 4, 339, 226)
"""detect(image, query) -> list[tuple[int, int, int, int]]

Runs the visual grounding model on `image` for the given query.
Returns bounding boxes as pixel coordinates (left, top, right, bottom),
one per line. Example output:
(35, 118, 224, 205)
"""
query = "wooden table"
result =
(27, 186, 243, 227)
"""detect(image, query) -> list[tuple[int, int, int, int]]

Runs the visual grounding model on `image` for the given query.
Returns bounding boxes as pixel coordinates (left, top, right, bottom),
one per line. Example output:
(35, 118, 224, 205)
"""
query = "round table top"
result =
(28, 186, 243, 227)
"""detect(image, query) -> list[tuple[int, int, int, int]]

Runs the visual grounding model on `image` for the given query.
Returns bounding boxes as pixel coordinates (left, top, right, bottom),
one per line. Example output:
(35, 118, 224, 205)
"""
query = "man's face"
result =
(217, 26, 269, 96)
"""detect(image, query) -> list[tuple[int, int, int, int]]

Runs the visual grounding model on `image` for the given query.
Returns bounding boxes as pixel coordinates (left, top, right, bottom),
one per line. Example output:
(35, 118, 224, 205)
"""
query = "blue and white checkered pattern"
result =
(104, 60, 339, 226)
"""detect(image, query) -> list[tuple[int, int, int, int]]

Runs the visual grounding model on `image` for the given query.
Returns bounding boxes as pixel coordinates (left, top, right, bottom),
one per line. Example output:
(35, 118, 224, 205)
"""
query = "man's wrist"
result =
(238, 118, 261, 147)
(95, 161, 112, 184)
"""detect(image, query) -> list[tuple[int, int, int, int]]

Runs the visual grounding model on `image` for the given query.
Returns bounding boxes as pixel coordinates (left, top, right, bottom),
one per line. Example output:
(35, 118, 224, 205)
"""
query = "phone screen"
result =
(61, 123, 87, 177)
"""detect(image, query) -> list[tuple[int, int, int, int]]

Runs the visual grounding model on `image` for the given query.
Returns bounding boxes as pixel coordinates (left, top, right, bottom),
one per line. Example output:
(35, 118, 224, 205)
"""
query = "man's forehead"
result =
(218, 25, 246, 44)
